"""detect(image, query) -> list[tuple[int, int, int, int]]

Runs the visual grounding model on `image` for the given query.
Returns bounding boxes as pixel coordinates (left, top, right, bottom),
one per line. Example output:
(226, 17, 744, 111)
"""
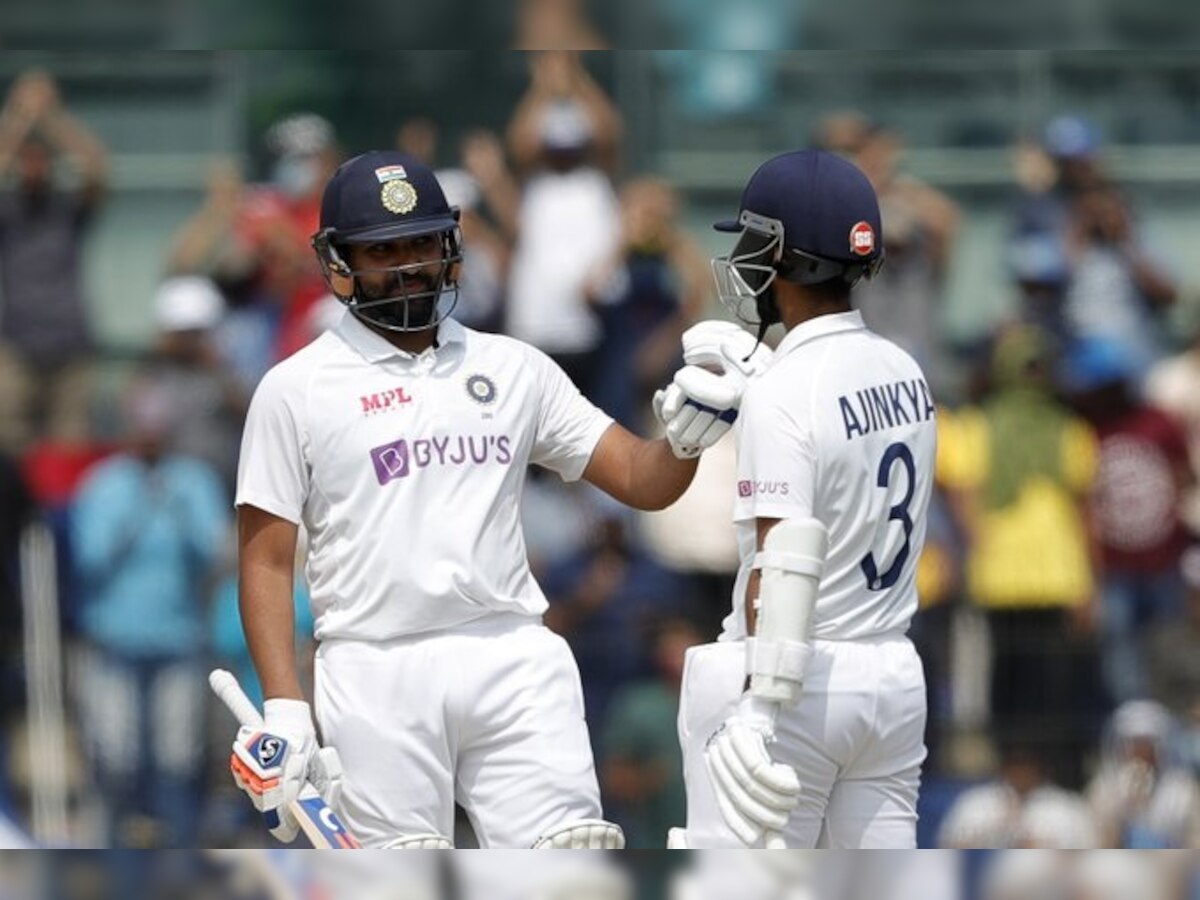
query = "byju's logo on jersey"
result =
(360, 387, 414, 416)
(370, 433, 514, 486)
(371, 439, 411, 483)
(737, 480, 790, 499)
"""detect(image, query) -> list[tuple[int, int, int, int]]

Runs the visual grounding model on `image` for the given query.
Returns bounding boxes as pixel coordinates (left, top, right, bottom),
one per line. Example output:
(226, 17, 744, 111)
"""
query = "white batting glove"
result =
(229, 698, 320, 844)
(704, 696, 800, 847)
(653, 366, 740, 460)
(682, 320, 775, 387)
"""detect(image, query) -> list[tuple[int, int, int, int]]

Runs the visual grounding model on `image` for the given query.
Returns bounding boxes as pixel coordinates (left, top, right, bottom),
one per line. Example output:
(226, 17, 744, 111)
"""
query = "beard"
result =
(359, 272, 439, 329)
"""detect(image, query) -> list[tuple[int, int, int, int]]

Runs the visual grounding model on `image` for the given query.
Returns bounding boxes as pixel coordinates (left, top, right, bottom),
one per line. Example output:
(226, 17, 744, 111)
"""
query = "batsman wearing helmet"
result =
(227, 151, 765, 848)
(671, 150, 936, 849)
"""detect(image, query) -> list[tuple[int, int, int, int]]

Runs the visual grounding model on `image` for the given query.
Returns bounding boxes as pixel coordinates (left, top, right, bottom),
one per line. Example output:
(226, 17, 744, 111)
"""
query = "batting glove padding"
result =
(229, 698, 320, 844)
(681, 320, 775, 386)
(653, 367, 740, 460)
(703, 696, 800, 847)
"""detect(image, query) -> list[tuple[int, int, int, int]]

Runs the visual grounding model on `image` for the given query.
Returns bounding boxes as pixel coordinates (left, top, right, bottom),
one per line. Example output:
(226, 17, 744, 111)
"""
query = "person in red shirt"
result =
(1062, 337, 1193, 704)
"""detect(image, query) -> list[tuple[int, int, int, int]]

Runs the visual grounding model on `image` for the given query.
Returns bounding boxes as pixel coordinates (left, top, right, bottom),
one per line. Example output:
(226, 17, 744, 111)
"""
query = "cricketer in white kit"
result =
(227, 150, 755, 849)
(673, 149, 937, 849)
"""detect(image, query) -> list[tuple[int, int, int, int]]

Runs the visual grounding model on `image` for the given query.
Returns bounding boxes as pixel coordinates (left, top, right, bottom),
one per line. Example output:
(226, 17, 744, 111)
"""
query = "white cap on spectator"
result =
(153, 276, 225, 333)
(265, 111, 336, 159)
(435, 168, 480, 211)
(538, 100, 593, 150)
(1110, 699, 1172, 743)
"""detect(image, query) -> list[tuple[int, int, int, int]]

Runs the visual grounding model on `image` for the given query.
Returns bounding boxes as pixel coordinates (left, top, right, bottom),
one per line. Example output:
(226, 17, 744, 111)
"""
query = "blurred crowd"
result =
(0, 42, 1198, 853)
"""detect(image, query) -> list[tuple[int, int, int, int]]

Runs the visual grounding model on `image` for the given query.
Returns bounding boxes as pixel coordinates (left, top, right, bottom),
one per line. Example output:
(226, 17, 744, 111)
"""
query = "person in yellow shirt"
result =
(939, 324, 1104, 787)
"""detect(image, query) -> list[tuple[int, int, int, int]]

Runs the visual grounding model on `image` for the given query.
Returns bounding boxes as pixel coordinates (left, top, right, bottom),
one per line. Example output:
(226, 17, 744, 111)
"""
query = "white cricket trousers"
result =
(314, 613, 603, 848)
(678, 635, 927, 849)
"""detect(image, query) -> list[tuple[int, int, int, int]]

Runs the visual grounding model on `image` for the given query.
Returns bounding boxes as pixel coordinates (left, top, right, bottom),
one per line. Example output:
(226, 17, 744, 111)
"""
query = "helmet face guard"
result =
(712, 211, 783, 328)
(712, 210, 885, 328)
(313, 224, 464, 333)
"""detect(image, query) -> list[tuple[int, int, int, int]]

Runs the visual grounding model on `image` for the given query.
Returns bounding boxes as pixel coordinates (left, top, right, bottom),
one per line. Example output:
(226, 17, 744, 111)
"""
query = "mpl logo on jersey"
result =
(360, 386, 414, 416)
(370, 433, 514, 486)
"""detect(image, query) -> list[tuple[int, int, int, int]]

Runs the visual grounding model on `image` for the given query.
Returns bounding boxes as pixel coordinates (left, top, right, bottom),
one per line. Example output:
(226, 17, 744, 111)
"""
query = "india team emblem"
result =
(465, 374, 497, 406)
(849, 221, 876, 256)
(381, 179, 419, 215)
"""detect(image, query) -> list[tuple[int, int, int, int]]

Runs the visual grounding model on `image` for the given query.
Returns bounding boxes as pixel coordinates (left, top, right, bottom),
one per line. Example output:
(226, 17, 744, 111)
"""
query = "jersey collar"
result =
(773, 310, 866, 360)
(334, 311, 466, 363)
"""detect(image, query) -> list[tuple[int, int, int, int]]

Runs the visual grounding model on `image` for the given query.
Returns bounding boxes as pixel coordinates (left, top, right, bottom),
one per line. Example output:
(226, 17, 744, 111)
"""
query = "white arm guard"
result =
(747, 518, 828, 706)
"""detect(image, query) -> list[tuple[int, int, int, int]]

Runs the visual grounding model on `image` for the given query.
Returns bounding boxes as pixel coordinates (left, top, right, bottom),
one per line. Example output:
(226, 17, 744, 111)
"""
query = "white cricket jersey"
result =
(723, 310, 937, 643)
(236, 313, 613, 641)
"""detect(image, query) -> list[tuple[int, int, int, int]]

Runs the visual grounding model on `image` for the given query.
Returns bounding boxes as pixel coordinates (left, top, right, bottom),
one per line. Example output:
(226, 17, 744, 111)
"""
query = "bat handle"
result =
(209, 669, 265, 729)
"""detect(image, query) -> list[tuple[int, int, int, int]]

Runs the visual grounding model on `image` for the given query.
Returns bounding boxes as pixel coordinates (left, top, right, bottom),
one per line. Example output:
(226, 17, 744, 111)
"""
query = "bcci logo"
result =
(381, 180, 418, 215)
(376, 164, 419, 215)
(465, 374, 498, 406)
(255, 736, 286, 768)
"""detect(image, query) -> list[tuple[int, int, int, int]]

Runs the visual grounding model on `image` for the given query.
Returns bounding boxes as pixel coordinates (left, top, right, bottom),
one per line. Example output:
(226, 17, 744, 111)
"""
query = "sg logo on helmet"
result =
(850, 221, 876, 257)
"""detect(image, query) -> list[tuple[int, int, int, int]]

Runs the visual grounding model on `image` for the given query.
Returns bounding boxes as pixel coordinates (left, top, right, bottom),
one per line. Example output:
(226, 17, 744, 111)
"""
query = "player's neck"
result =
(778, 299, 852, 333)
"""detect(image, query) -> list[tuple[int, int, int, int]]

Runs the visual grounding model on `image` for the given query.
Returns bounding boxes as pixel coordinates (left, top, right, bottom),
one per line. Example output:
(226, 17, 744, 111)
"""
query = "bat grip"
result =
(209, 669, 265, 728)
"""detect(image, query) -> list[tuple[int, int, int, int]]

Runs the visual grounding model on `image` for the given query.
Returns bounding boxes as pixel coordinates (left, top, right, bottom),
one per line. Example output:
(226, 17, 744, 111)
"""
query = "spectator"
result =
(600, 616, 699, 849)
(1063, 182, 1176, 378)
(938, 741, 1097, 849)
(171, 114, 340, 363)
(1062, 337, 1191, 704)
(1086, 700, 1200, 848)
(395, 116, 439, 165)
(1144, 545, 1200, 765)
(1145, 321, 1200, 535)
(168, 161, 279, 394)
(435, 162, 508, 332)
(0, 69, 107, 455)
(843, 119, 961, 386)
(585, 177, 707, 431)
(496, 52, 621, 394)
(938, 324, 1103, 786)
(543, 495, 690, 751)
(1014, 115, 1106, 242)
(142, 277, 249, 495)
(1008, 231, 1073, 346)
(514, 0, 608, 50)
(70, 379, 229, 847)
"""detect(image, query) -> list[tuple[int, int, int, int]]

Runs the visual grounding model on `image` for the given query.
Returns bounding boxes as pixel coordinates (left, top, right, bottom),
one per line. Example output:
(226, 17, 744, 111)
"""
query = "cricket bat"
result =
(209, 669, 360, 850)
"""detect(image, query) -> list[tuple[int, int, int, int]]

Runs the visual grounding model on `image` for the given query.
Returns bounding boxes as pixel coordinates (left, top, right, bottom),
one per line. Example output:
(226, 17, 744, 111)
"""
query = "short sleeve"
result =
(732, 379, 816, 523)
(235, 364, 310, 523)
(529, 347, 613, 482)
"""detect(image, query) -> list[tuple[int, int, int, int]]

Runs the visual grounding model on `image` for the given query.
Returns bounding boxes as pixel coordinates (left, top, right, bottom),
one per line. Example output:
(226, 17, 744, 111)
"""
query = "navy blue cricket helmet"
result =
(312, 150, 463, 332)
(712, 149, 885, 333)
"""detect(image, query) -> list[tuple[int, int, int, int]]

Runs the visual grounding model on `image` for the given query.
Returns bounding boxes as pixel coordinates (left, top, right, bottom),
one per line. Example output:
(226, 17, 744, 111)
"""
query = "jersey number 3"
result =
(860, 442, 916, 592)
